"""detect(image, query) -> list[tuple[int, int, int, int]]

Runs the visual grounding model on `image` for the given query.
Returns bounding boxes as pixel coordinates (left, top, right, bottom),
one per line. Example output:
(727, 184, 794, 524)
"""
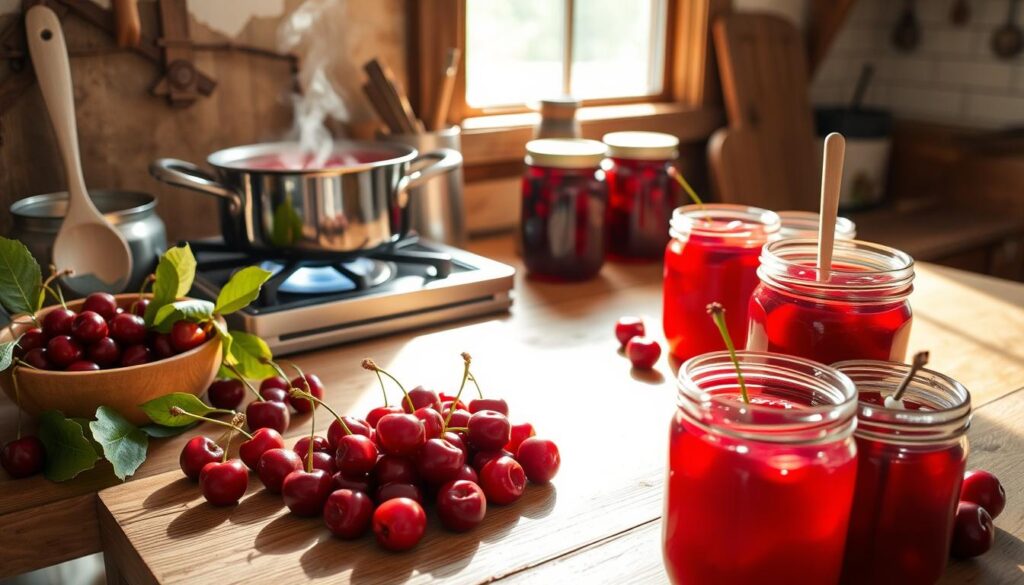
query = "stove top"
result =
(189, 238, 516, 355)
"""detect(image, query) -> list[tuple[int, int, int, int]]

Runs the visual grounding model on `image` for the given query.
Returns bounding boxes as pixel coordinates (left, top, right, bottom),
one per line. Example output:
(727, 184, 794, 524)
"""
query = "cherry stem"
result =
(892, 351, 930, 402)
(706, 303, 749, 404)
(668, 166, 704, 207)
(221, 429, 233, 463)
(445, 426, 468, 432)
(11, 367, 22, 438)
(137, 274, 155, 301)
(289, 388, 352, 436)
(468, 373, 484, 400)
(41, 267, 72, 309)
(224, 363, 263, 401)
(372, 369, 389, 407)
(362, 358, 413, 412)
(443, 352, 472, 432)
(283, 361, 317, 472)
(168, 407, 253, 439)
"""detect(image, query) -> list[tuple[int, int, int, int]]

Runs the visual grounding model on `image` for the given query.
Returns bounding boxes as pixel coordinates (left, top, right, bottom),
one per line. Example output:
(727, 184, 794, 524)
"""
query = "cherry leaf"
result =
(0, 237, 42, 316)
(89, 406, 148, 481)
(214, 266, 272, 315)
(0, 340, 16, 372)
(151, 299, 214, 333)
(140, 392, 216, 427)
(37, 410, 99, 482)
(144, 245, 196, 325)
(228, 331, 275, 379)
(140, 422, 198, 438)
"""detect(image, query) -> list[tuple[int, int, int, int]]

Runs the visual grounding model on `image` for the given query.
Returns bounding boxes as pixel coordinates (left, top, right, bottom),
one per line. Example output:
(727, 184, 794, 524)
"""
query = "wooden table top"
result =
(4, 234, 1024, 584)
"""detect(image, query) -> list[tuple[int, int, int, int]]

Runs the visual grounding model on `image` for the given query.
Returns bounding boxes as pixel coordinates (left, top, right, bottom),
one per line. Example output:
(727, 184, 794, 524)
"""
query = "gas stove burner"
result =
(259, 258, 393, 295)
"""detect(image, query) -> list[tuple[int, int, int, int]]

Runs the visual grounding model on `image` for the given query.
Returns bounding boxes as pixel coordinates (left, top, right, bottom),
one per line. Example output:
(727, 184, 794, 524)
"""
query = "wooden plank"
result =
(0, 493, 100, 578)
(497, 386, 1024, 584)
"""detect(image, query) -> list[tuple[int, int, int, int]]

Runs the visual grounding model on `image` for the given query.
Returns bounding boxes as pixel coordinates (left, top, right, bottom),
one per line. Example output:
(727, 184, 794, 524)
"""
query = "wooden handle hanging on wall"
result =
(113, 0, 141, 48)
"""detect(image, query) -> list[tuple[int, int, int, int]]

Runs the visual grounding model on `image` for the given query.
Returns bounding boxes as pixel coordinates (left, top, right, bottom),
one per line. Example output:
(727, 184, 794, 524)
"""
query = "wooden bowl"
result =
(0, 294, 223, 426)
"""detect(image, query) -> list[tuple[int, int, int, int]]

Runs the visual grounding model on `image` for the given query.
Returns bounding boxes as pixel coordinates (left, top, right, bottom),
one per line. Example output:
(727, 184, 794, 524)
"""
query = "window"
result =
(464, 0, 669, 110)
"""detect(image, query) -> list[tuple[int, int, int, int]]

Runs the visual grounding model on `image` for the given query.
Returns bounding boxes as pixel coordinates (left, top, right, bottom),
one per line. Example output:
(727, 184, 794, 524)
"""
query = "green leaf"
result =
(89, 406, 148, 481)
(215, 266, 272, 315)
(140, 392, 216, 427)
(0, 237, 42, 315)
(144, 245, 197, 325)
(140, 422, 198, 438)
(152, 299, 214, 333)
(37, 411, 99, 482)
(210, 320, 233, 366)
(228, 331, 275, 379)
(0, 340, 16, 372)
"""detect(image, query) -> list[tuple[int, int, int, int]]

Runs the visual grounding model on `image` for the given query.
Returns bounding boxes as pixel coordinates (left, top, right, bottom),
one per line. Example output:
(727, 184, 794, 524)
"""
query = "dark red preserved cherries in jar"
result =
(520, 139, 609, 281)
(602, 131, 681, 259)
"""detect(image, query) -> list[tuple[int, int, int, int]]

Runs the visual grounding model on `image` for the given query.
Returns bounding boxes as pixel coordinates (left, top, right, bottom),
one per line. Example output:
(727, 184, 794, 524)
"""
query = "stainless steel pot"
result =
(9, 190, 167, 292)
(149, 140, 462, 253)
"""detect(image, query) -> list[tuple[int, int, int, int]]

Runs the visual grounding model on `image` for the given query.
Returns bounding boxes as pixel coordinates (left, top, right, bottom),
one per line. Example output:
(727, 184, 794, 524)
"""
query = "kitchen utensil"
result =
(849, 63, 874, 111)
(893, 0, 921, 52)
(430, 48, 460, 131)
(0, 295, 223, 425)
(364, 58, 423, 134)
(363, 82, 407, 134)
(150, 140, 461, 254)
(382, 126, 466, 245)
(992, 0, 1023, 59)
(113, 0, 141, 48)
(10, 190, 166, 292)
(951, 0, 970, 26)
(26, 6, 133, 295)
(817, 132, 846, 282)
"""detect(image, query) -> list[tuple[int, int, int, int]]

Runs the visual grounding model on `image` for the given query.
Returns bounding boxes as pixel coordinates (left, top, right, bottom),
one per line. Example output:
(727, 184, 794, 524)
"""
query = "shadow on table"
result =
(165, 500, 232, 539)
(143, 477, 196, 510)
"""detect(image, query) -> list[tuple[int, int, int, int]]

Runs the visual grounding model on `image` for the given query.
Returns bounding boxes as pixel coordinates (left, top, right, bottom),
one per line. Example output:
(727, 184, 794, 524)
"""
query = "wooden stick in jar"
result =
(817, 132, 846, 282)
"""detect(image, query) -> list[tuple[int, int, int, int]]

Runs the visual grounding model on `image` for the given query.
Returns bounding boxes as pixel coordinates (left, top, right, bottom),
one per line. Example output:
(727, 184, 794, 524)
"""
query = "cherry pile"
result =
(15, 292, 210, 372)
(180, 353, 560, 552)
(951, 469, 1005, 559)
(615, 316, 661, 370)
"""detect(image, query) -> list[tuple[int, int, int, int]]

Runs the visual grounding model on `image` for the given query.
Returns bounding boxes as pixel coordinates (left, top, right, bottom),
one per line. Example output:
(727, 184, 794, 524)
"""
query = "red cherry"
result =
(372, 498, 426, 551)
(333, 470, 374, 494)
(260, 376, 289, 397)
(417, 437, 466, 485)
(151, 334, 175, 359)
(282, 469, 333, 517)
(367, 405, 403, 428)
(441, 431, 468, 457)
(327, 416, 372, 448)
(82, 292, 118, 320)
(260, 386, 288, 403)
(310, 451, 337, 474)
(288, 374, 325, 414)
(119, 344, 151, 367)
(452, 464, 478, 484)
(374, 455, 419, 486)
(21, 348, 51, 370)
(443, 409, 471, 437)
(246, 400, 290, 434)
(472, 449, 513, 471)
(180, 436, 224, 481)
(71, 311, 108, 344)
(335, 434, 378, 476)
(626, 336, 661, 369)
(436, 479, 487, 532)
(413, 407, 444, 439)
(467, 410, 511, 452)
(376, 482, 423, 505)
(207, 379, 245, 410)
(505, 422, 536, 454)
(108, 313, 146, 345)
(517, 437, 561, 484)
(129, 297, 150, 317)
(615, 316, 645, 346)
(376, 413, 425, 456)
(439, 392, 467, 411)
(961, 470, 1006, 519)
(86, 337, 120, 367)
(239, 428, 286, 470)
(170, 320, 207, 353)
(199, 459, 248, 506)
(324, 489, 375, 539)
(256, 448, 302, 493)
(951, 502, 995, 559)
(42, 308, 76, 337)
(66, 360, 100, 372)
(469, 398, 509, 416)
(402, 386, 441, 413)
(292, 435, 332, 458)
(46, 335, 83, 368)
(479, 456, 526, 505)
(1, 436, 45, 478)
(17, 328, 46, 354)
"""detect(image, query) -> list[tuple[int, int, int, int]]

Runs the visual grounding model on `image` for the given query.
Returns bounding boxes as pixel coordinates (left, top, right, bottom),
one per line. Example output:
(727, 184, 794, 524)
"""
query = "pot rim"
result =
(11, 190, 157, 224)
(206, 139, 420, 175)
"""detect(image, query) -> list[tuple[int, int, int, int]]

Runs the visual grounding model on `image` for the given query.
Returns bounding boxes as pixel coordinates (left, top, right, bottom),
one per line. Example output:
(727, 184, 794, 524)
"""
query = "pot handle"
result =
(149, 158, 242, 212)
(396, 148, 462, 208)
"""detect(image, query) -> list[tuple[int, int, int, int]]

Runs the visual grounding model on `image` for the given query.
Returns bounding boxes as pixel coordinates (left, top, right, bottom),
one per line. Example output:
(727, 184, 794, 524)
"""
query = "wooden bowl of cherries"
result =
(0, 292, 223, 426)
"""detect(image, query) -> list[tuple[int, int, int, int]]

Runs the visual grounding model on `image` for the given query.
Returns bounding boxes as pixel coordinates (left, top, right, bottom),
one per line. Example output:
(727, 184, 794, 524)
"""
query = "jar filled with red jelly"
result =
(833, 360, 971, 585)
(664, 351, 858, 585)
(520, 138, 608, 280)
(602, 131, 680, 259)
(663, 204, 780, 361)
(775, 210, 857, 240)
(747, 238, 914, 364)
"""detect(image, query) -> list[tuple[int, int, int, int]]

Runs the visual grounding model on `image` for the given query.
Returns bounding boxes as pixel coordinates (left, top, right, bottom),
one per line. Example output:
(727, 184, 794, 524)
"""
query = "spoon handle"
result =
(25, 6, 99, 223)
(817, 133, 846, 283)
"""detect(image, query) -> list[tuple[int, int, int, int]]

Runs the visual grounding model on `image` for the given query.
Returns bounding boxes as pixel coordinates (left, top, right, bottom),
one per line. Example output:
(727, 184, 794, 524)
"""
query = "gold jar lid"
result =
(602, 131, 679, 160)
(525, 138, 607, 169)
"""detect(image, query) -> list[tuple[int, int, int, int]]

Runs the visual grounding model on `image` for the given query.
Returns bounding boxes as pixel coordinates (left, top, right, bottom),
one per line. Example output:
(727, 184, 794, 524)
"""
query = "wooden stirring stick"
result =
(817, 132, 846, 282)
(430, 48, 460, 131)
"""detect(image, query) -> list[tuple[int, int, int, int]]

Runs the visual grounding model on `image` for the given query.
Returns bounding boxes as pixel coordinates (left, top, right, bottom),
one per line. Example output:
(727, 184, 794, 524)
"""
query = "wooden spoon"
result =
(817, 133, 846, 283)
(26, 6, 132, 294)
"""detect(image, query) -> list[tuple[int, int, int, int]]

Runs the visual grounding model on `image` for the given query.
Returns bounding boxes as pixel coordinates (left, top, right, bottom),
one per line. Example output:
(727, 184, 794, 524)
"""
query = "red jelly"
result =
(602, 131, 680, 259)
(520, 139, 608, 281)
(834, 360, 971, 585)
(747, 239, 914, 364)
(665, 352, 858, 585)
(662, 204, 779, 361)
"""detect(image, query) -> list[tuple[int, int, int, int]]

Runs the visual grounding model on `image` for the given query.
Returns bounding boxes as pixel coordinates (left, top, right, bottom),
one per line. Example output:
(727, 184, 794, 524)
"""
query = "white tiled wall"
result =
(810, 0, 1024, 128)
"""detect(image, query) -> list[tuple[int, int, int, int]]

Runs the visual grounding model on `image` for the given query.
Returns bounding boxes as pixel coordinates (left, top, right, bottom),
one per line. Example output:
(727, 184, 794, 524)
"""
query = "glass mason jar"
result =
(747, 238, 914, 364)
(663, 204, 780, 361)
(774, 210, 857, 240)
(834, 360, 972, 585)
(520, 138, 608, 281)
(602, 131, 680, 259)
(664, 351, 859, 585)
